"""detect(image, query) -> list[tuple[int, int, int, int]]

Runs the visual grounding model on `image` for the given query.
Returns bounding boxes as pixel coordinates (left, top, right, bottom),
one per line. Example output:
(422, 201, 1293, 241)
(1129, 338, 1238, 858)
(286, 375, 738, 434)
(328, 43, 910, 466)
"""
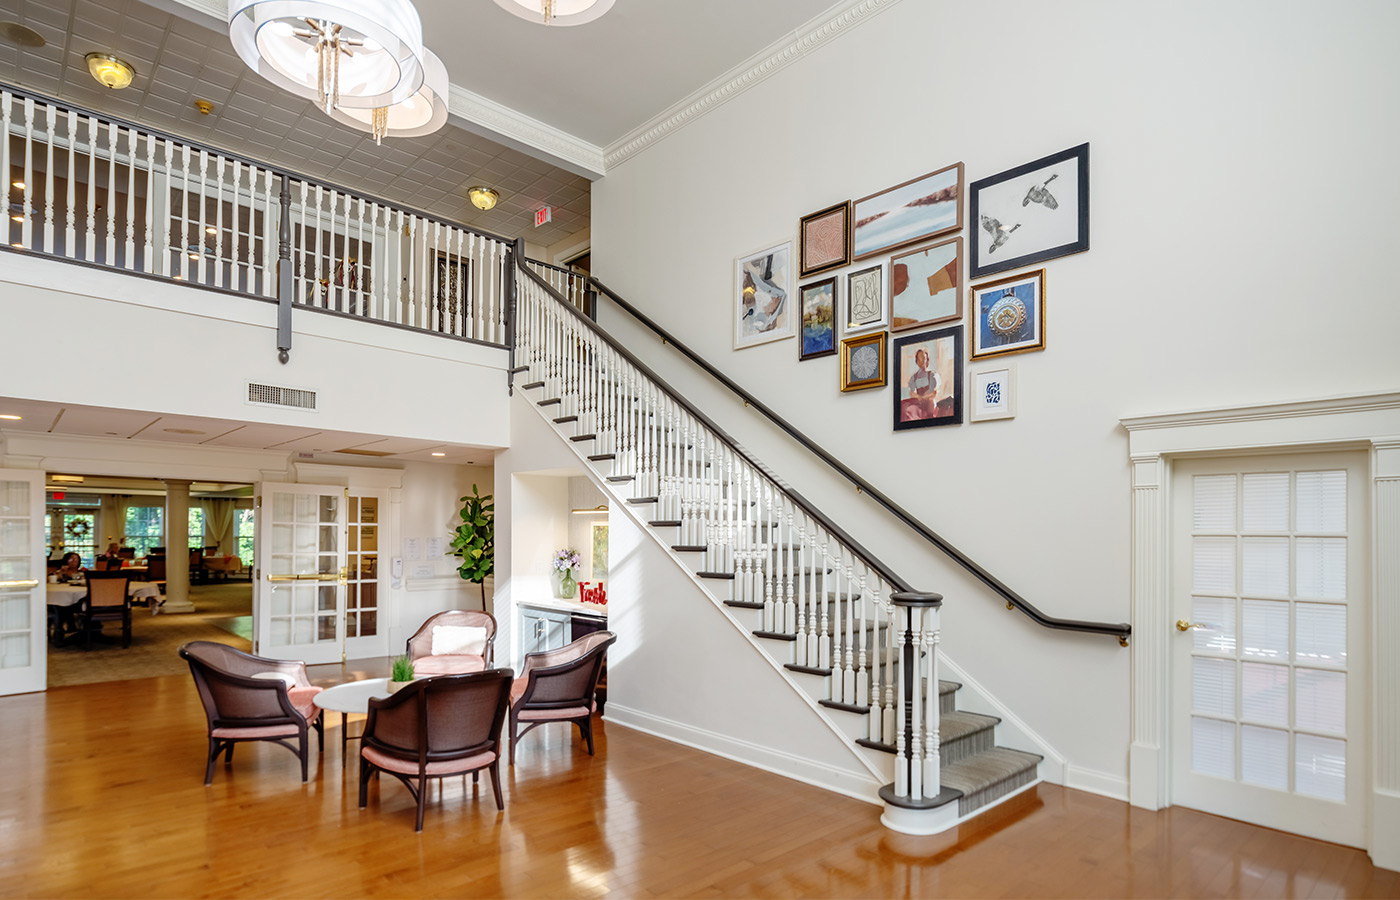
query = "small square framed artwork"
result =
(970, 268, 1045, 359)
(798, 201, 851, 278)
(734, 241, 794, 350)
(890, 236, 962, 332)
(840, 331, 887, 392)
(969, 365, 1016, 422)
(892, 326, 963, 430)
(798, 277, 838, 360)
(844, 262, 887, 333)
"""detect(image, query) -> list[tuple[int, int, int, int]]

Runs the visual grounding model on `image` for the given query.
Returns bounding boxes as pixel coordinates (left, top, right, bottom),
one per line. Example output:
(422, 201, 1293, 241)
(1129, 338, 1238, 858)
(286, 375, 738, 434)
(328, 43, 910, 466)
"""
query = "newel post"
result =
(879, 590, 961, 835)
(275, 173, 292, 364)
(504, 236, 523, 394)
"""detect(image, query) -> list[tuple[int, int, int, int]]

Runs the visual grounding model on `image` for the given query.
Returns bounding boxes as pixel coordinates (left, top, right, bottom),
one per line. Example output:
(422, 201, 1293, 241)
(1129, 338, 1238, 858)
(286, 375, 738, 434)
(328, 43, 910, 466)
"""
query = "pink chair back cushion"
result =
(412, 655, 486, 676)
(211, 723, 300, 739)
(361, 745, 497, 776)
(430, 624, 488, 657)
(287, 685, 323, 722)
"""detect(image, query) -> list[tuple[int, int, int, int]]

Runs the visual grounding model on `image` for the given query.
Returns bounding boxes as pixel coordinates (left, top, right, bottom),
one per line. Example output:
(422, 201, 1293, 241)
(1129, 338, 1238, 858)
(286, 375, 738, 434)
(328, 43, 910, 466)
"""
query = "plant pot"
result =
(387, 678, 412, 694)
(559, 571, 577, 599)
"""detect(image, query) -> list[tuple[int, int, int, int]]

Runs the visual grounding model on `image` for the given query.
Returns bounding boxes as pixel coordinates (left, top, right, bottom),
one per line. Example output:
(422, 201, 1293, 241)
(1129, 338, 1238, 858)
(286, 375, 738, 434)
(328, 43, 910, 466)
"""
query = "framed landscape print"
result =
(798, 277, 838, 360)
(970, 268, 1046, 359)
(969, 364, 1016, 422)
(852, 161, 964, 261)
(840, 331, 887, 392)
(892, 326, 963, 430)
(844, 262, 887, 333)
(890, 237, 962, 332)
(798, 201, 851, 277)
(734, 241, 794, 349)
(969, 143, 1088, 278)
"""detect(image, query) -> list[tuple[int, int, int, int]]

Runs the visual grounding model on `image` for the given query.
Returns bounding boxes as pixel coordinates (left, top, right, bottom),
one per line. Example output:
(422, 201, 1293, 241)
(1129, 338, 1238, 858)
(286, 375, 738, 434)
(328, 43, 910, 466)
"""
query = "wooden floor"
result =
(2, 672, 1396, 899)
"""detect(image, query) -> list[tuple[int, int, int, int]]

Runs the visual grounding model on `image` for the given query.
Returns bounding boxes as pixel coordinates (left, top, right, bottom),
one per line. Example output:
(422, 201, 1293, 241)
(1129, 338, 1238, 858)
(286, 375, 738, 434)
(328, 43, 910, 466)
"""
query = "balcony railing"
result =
(1, 83, 514, 351)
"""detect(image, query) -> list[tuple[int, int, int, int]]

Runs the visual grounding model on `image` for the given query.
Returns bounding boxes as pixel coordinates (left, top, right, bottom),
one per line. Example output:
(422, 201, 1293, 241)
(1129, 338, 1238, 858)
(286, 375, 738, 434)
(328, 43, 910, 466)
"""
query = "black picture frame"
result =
(969, 143, 1089, 279)
(797, 201, 851, 278)
(798, 276, 838, 361)
(892, 326, 963, 430)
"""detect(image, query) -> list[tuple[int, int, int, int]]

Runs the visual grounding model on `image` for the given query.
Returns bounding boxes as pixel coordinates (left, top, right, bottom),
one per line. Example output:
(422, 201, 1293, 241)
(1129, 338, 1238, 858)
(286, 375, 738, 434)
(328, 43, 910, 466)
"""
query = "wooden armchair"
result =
(359, 669, 514, 831)
(405, 610, 497, 676)
(509, 631, 616, 765)
(79, 570, 132, 649)
(178, 641, 325, 784)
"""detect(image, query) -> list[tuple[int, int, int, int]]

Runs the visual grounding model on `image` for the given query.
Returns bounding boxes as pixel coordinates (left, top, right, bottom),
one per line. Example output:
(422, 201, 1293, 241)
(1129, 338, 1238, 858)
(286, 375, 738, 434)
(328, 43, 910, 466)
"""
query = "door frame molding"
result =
(1121, 391, 1400, 867)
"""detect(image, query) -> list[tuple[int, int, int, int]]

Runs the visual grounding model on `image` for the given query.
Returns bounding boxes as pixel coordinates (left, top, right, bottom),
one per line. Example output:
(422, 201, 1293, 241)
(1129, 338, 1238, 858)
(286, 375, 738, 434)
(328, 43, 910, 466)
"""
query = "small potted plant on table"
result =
(388, 654, 416, 693)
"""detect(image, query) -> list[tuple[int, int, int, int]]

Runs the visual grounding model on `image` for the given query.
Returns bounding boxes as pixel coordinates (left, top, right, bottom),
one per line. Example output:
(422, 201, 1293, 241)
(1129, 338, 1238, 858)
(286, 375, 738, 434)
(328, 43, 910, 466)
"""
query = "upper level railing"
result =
(585, 275, 1131, 646)
(523, 258, 592, 316)
(1, 82, 513, 353)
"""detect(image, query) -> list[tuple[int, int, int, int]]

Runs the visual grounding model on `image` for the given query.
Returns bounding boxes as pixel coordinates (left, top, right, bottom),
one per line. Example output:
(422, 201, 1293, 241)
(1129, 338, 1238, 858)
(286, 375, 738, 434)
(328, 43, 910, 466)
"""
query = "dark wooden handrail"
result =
(516, 262, 917, 596)
(587, 275, 1130, 645)
(0, 80, 514, 247)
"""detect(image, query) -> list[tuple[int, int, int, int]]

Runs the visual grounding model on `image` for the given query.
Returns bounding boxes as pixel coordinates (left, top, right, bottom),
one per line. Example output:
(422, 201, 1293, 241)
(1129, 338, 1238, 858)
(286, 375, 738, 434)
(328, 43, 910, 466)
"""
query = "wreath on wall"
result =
(65, 520, 91, 539)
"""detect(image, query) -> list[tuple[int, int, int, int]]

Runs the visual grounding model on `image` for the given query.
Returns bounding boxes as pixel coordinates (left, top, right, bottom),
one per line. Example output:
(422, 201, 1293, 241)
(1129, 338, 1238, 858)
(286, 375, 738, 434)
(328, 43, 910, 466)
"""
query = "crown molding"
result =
(446, 85, 605, 180)
(602, 0, 901, 170)
(1120, 391, 1400, 432)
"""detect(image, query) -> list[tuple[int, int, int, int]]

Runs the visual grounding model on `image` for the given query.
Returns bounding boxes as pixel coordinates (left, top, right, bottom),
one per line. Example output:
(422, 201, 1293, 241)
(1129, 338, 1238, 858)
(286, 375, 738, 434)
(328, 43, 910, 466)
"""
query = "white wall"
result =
(590, 0, 1400, 794)
(0, 253, 510, 449)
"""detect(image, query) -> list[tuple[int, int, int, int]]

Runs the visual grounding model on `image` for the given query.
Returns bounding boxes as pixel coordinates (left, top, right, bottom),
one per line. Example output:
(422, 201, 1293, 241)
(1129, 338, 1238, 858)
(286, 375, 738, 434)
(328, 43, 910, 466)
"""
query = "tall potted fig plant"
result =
(449, 484, 494, 608)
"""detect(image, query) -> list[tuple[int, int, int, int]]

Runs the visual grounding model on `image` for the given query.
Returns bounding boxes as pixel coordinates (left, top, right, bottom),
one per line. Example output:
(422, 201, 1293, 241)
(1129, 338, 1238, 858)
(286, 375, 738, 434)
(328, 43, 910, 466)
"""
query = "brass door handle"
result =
(267, 573, 340, 582)
(0, 579, 41, 589)
(1176, 620, 1201, 632)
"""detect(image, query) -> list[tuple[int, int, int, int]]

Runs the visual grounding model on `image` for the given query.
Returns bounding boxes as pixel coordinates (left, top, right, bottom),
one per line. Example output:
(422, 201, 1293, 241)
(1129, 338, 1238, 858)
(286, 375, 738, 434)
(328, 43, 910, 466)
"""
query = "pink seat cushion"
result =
(412, 655, 486, 676)
(362, 745, 496, 776)
(211, 723, 300, 738)
(288, 685, 323, 723)
(517, 701, 595, 721)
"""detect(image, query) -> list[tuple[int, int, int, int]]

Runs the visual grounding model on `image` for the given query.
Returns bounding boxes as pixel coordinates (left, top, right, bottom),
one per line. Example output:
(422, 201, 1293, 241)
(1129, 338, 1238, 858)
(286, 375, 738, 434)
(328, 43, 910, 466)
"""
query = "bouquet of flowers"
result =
(551, 548, 582, 575)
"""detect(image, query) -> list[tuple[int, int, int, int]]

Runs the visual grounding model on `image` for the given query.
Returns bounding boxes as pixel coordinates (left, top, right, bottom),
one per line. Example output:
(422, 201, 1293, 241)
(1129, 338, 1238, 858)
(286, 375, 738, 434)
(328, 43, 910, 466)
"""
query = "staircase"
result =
(514, 265, 1042, 831)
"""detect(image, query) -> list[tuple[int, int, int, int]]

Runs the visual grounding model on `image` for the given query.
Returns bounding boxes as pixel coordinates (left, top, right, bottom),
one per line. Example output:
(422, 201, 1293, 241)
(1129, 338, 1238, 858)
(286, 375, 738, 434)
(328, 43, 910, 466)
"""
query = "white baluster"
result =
(83, 114, 96, 259)
(63, 110, 76, 257)
(20, 98, 34, 250)
(195, 150, 208, 284)
(160, 140, 174, 277)
(894, 604, 910, 798)
(230, 161, 243, 291)
(883, 589, 897, 746)
(213, 156, 225, 289)
(356, 197, 368, 316)
(105, 121, 117, 264)
(123, 127, 137, 270)
(1, 92, 11, 248)
(142, 134, 155, 275)
(923, 609, 941, 798)
(856, 567, 870, 708)
(43, 104, 55, 253)
(909, 605, 924, 799)
(178, 144, 191, 279)
(843, 560, 858, 703)
(262, 168, 276, 297)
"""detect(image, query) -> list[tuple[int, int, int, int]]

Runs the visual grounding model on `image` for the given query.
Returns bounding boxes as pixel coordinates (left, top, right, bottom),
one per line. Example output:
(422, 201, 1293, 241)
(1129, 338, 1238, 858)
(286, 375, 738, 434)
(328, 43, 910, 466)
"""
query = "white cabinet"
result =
(519, 605, 570, 663)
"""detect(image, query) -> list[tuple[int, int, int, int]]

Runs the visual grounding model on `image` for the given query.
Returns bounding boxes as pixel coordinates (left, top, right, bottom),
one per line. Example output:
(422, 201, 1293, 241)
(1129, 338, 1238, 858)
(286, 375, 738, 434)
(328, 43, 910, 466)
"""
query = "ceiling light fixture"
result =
(13, 180, 25, 190)
(430, 451, 445, 457)
(468, 186, 499, 211)
(492, 0, 615, 26)
(85, 52, 136, 89)
(0, 22, 47, 48)
(51, 474, 85, 483)
(329, 46, 447, 144)
(194, 98, 216, 115)
(228, 0, 425, 118)
(0, 414, 21, 420)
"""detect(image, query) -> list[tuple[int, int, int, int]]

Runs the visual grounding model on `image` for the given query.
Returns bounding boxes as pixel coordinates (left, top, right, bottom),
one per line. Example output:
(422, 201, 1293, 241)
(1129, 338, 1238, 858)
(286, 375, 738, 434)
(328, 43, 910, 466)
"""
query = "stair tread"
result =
(537, 398, 562, 406)
(569, 434, 597, 442)
(521, 381, 545, 390)
(606, 476, 633, 483)
(724, 600, 765, 610)
(752, 630, 797, 642)
(552, 415, 578, 423)
(940, 710, 1002, 741)
(587, 453, 616, 461)
(818, 698, 868, 714)
(672, 545, 707, 552)
(648, 520, 681, 527)
(696, 571, 735, 580)
(509, 365, 529, 374)
(939, 747, 1043, 797)
(784, 663, 829, 676)
(627, 497, 658, 504)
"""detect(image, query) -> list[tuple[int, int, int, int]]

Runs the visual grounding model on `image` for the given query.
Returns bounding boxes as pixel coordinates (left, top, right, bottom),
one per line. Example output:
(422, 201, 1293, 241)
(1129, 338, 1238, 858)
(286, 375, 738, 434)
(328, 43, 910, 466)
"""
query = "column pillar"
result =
(1371, 440, 1400, 870)
(161, 479, 195, 614)
(1128, 453, 1166, 810)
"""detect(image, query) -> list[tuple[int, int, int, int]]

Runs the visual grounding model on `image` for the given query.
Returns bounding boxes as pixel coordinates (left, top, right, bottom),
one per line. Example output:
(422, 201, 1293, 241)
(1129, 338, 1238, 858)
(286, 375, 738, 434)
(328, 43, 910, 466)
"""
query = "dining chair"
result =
(117, 547, 136, 560)
(405, 610, 497, 675)
(178, 641, 325, 784)
(80, 570, 132, 649)
(359, 668, 514, 831)
(509, 631, 616, 766)
(103, 557, 124, 571)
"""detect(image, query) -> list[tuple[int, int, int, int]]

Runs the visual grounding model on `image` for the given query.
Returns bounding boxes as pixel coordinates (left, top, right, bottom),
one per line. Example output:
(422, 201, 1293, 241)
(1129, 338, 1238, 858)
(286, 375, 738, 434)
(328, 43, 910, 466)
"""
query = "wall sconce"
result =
(570, 505, 608, 515)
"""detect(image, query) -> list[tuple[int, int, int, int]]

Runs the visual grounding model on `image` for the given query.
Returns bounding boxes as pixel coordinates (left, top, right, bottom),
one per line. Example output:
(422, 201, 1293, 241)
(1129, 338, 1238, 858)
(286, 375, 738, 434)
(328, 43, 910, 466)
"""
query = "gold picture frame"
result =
(840, 331, 887, 392)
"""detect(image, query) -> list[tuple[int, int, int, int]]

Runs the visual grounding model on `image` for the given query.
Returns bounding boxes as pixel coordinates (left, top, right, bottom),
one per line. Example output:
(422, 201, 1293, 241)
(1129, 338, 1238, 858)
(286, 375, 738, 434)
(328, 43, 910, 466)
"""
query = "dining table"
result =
(46, 581, 163, 645)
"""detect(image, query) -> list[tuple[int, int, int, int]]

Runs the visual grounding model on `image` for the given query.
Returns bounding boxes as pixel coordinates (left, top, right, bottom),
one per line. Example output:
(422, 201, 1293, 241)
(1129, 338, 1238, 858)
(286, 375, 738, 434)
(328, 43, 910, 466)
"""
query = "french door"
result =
(1170, 451, 1368, 847)
(253, 483, 387, 664)
(0, 470, 46, 696)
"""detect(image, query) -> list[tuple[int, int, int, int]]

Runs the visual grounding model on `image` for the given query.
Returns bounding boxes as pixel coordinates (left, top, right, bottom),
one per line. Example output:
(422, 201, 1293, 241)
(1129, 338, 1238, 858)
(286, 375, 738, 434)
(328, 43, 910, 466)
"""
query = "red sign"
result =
(534, 206, 552, 228)
(52, 491, 65, 500)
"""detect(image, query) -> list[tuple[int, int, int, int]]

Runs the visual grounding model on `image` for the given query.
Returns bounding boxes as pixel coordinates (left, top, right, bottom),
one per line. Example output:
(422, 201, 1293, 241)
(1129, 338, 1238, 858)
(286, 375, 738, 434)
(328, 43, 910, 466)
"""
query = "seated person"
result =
(53, 552, 85, 583)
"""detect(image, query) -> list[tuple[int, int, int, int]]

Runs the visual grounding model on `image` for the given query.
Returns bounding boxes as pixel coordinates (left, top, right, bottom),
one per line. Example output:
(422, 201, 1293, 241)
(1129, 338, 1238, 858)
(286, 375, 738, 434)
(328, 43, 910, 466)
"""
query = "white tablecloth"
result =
(46, 583, 164, 606)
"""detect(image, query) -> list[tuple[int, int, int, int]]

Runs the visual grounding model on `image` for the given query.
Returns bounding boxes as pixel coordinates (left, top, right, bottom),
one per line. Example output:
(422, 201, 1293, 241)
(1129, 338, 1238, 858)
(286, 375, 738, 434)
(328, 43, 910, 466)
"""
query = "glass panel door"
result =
(343, 494, 388, 659)
(254, 483, 345, 664)
(0, 470, 46, 696)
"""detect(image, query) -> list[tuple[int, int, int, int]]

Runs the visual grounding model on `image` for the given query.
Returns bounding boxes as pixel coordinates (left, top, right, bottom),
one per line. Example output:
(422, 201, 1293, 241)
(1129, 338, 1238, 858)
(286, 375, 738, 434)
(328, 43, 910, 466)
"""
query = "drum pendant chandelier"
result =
(227, 0, 426, 122)
(329, 46, 448, 144)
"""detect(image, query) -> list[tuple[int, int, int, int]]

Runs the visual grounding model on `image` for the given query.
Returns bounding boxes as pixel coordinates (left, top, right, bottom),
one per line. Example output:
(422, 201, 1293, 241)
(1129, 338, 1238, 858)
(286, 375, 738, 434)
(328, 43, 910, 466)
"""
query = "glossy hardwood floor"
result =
(2, 671, 1396, 899)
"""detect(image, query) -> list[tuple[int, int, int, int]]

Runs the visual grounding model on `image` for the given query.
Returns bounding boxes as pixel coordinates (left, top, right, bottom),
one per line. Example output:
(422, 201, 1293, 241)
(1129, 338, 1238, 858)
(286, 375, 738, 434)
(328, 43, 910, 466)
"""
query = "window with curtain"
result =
(124, 506, 163, 557)
(188, 508, 205, 549)
(236, 508, 255, 566)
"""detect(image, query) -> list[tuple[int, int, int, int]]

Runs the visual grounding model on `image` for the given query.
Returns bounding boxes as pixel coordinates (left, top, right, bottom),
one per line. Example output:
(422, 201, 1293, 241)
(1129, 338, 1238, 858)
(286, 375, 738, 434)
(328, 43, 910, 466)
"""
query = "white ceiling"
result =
(412, 0, 840, 147)
(0, 395, 494, 465)
(0, 0, 592, 244)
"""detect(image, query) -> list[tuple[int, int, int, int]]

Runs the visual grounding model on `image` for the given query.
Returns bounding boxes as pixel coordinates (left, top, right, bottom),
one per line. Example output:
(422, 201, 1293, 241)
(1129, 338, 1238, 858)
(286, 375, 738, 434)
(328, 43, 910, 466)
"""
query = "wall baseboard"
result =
(604, 705, 883, 807)
(1065, 765, 1129, 802)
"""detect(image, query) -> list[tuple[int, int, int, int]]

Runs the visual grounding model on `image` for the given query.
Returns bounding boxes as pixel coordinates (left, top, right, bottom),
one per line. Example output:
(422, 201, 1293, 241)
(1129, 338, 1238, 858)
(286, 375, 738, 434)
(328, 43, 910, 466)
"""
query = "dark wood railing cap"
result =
(889, 591, 944, 608)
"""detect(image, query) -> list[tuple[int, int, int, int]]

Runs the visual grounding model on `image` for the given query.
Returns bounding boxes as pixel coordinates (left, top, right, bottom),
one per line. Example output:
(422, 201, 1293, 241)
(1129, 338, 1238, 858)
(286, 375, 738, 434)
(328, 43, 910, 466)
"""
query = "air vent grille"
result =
(247, 382, 317, 410)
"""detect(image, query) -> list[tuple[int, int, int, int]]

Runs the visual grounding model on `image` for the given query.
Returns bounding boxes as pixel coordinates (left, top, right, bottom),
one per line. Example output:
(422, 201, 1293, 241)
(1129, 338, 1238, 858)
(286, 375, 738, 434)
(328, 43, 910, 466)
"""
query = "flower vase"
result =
(559, 570, 577, 599)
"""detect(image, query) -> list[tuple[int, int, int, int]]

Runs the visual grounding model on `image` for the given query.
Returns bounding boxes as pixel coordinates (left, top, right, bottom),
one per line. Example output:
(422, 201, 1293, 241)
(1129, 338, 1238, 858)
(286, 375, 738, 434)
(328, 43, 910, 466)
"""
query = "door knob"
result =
(1176, 620, 1200, 632)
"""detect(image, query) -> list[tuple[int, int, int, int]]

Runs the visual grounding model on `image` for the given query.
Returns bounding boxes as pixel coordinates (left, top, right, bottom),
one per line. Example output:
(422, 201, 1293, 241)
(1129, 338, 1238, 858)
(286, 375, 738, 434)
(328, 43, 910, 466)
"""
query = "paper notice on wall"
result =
(404, 537, 421, 561)
(427, 537, 444, 559)
(412, 563, 434, 579)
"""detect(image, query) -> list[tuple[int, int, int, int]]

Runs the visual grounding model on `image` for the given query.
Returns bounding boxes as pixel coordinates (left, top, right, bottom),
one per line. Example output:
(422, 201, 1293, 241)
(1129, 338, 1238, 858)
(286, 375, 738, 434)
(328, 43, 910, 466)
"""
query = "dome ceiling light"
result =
(492, 0, 615, 26)
(467, 186, 499, 211)
(85, 53, 136, 89)
(0, 22, 47, 48)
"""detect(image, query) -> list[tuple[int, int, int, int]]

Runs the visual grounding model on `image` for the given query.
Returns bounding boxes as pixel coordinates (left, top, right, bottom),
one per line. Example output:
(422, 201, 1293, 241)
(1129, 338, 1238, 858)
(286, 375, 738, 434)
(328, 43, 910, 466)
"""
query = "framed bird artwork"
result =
(969, 143, 1089, 278)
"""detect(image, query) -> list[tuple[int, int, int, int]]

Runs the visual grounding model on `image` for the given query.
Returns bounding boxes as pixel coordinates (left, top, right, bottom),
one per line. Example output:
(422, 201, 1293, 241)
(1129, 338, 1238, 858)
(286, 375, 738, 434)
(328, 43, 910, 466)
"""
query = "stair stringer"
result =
(936, 652, 1068, 786)
(511, 389, 889, 803)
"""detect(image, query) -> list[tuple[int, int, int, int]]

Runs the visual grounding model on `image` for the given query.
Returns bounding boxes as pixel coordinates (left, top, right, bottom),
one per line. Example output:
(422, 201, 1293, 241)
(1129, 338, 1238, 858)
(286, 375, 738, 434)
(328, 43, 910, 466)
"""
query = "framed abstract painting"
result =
(892, 326, 963, 430)
(969, 364, 1016, 422)
(890, 236, 962, 332)
(839, 331, 887, 392)
(798, 201, 851, 278)
(798, 277, 838, 360)
(852, 162, 964, 261)
(844, 262, 887, 333)
(969, 143, 1088, 278)
(734, 241, 794, 349)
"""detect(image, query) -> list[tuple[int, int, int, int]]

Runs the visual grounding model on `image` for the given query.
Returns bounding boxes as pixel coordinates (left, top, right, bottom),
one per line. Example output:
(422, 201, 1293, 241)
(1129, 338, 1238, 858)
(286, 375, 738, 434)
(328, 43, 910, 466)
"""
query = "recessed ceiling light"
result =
(163, 427, 206, 435)
(0, 22, 47, 48)
(0, 413, 21, 420)
(431, 452, 445, 457)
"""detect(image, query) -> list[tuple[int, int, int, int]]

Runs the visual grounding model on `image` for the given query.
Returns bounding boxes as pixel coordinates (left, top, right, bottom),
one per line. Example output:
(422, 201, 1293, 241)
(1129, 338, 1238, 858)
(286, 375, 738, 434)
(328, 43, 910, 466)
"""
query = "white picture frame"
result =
(843, 260, 888, 333)
(734, 241, 795, 349)
(969, 364, 1016, 421)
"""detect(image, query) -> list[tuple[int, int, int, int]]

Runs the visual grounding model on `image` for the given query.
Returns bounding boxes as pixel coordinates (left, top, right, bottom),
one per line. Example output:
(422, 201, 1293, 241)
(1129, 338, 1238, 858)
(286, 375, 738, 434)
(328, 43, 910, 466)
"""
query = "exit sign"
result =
(534, 206, 552, 227)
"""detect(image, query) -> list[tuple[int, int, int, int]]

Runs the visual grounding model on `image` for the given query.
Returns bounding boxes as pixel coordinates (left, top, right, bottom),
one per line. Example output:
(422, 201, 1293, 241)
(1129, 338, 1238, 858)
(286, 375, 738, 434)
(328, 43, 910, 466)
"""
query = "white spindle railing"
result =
(524, 259, 591, 314)
(516, 272, 931, 798)
(1, 84, 512, 347)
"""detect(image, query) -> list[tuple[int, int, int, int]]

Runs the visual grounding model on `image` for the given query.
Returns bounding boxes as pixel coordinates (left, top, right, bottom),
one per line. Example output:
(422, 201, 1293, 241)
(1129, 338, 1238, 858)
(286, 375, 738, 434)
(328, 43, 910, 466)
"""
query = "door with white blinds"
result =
(1170, 452, 1368, 846)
